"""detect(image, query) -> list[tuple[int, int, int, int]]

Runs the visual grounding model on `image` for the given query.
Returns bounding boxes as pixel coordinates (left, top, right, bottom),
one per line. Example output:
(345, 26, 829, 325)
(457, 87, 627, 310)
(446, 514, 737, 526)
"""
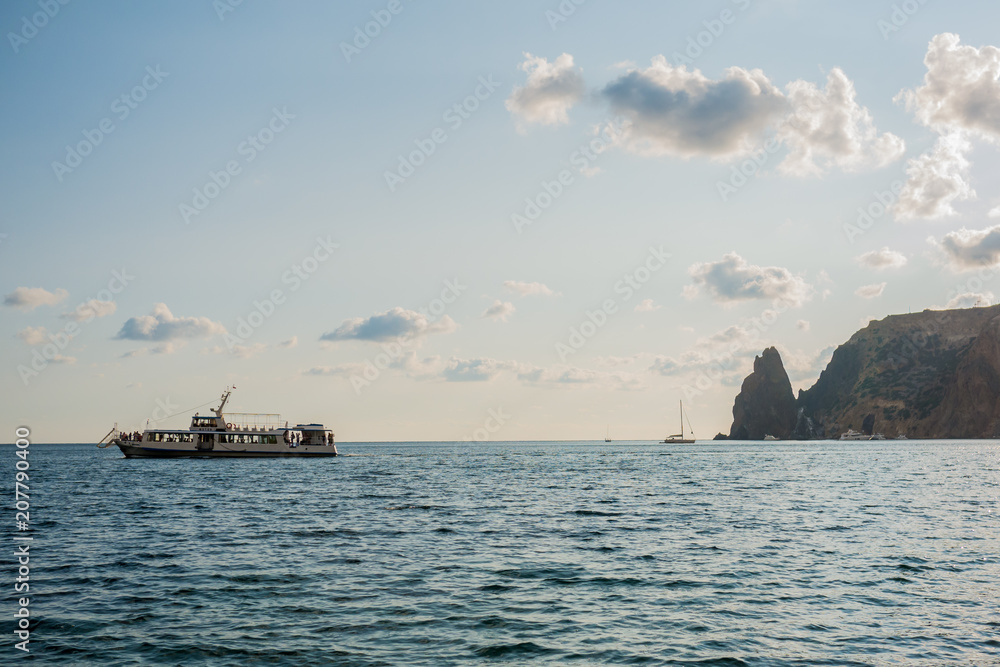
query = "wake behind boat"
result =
(98, 388, 337, 458)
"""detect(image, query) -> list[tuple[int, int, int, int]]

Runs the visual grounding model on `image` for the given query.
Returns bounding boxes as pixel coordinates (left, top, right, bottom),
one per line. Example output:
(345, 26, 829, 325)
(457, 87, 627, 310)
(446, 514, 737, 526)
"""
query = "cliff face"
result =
(728, 305, 1000, 439)
(728, 347, 797, 440)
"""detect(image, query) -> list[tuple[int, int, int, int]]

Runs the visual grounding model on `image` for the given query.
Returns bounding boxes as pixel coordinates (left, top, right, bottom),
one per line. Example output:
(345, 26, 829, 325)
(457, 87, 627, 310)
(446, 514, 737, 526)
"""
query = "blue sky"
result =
(3, 0, 1000, 442)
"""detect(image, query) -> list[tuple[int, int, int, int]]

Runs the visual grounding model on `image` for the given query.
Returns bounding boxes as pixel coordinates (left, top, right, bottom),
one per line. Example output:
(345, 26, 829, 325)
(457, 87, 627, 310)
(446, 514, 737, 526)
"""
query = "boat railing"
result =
(222, 412, 283, 430)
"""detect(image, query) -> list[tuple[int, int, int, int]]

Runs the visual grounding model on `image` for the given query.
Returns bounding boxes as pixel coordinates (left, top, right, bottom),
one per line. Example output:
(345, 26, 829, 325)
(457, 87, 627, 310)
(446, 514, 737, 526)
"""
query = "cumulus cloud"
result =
(321, 307, 457, 343)
(61, 299, 117, 322)
(932, 224, 1000, 269)
(897, 33, 1000, 141)
(945, 292, 994, 309)
(16, 326, 48, 345)
(892, 34, 1000, 221)
(601, 57, 787, 158)
(686, 252, 813, 307)
(855, 283, 887, 299)
(778, 68, 905, 176)
(482, 300, 515, 322)
(857, 247, 908, 270)
(634, 298, 660, 312)
(3, 287, 68, 311)
(894, 133, 975, 221)
(506, 53, 585, 128)
(116, 303, 226, 341)
(503, 280, 558, 297)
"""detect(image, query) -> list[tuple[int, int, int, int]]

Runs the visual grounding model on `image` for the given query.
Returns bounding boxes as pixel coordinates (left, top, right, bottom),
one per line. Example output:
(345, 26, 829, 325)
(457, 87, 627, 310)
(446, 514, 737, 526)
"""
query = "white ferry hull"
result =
(116, 441, 338, 458)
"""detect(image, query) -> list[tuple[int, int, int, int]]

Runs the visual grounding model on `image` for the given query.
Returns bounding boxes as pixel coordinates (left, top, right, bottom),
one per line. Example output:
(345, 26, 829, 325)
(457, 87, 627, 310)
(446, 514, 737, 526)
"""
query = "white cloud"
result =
(855, 283, 887, 299)
(991, 206, 1000, 218)
(634, 298, 660, 312)
(893, 34, 1000, 221)
(443, 357, 518, 382)
(897, 33, 1000, 141)
(517, 363, 643, 390)
(481, 300, 515, 322)
(304, 364, 364, 377)
(321, 307, 457, 343)
(686, 252, 813, 307)
(932, 224, 1000, 269)
(503, 280, 558, 297)
(3, 287, 68, 311)
(601, 58, 787, 158)
(206, 343, 266, 359)
(596, 355, 641, 367)
(61, 299, 117, 322)
(16, 326, 48, 345)
(47, 354, 75, 364)
(779, 68, 905, 176)
(121, 342, 178, 358)
(277, 336, 298, 349)
(944, 292, 994, 309)
(856, 247, 908, 270)
(116, 303, 226, 341)
(894, 132, 975, 221)
(505, 53, 585, 128)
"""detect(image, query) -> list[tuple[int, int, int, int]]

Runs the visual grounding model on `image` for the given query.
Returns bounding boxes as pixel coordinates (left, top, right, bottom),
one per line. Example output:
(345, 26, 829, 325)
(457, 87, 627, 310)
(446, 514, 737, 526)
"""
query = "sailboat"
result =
(604, 425, 612, 443)
(662, 400, 695, 443)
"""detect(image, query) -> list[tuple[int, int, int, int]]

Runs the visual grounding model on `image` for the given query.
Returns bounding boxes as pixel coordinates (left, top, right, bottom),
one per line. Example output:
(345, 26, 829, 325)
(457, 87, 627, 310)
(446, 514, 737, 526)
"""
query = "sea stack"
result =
(728, 347, 797, 440)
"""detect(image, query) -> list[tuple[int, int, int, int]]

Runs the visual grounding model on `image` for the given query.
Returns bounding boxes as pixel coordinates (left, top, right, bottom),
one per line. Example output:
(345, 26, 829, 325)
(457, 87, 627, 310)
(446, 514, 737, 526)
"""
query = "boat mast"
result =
(679, 400, 684, 439)
(212, 387, 232, 420)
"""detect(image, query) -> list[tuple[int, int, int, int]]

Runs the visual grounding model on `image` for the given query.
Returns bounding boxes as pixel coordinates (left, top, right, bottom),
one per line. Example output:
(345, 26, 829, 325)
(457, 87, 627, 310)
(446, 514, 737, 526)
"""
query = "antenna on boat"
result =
(213, 386, 233, 419)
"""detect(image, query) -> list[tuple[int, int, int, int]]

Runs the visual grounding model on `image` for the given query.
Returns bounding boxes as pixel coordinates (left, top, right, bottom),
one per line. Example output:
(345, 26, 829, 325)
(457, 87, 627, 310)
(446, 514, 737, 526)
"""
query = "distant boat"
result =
(605, 425, 612, 443)
(896, 434, 908, 439)
(662, 400, 695, 443)
(763, 434, 779, 441)
(839, 429, 885, 441)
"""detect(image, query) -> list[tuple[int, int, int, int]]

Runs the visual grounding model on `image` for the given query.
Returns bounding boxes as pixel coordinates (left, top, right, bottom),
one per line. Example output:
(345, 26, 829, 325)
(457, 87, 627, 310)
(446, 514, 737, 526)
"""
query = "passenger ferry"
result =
(98, 388, 337, 458)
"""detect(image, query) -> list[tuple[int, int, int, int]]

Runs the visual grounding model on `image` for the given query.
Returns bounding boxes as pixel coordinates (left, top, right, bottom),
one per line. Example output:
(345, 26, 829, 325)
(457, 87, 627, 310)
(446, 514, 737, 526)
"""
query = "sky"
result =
(3, 0, 1000, 443)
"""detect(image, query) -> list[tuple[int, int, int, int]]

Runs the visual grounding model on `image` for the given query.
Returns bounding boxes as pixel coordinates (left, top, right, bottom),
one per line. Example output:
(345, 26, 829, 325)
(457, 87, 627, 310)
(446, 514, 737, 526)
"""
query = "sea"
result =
(3, 440, 998, 666)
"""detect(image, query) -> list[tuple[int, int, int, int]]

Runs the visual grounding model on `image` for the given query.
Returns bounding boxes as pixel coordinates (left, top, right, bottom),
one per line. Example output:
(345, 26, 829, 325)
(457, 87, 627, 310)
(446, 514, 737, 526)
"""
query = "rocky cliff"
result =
(728, 347, 797, 440)
(727, 305, 1000, 439)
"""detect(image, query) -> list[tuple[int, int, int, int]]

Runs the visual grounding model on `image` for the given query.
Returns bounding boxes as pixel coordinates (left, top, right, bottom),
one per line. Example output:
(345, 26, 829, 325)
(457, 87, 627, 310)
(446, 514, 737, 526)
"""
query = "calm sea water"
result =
(3, 441, 999, 666)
